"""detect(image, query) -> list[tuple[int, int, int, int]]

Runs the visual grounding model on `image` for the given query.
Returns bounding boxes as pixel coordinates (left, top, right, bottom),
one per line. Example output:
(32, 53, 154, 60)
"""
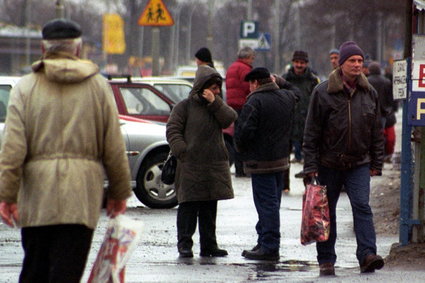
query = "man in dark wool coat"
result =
(235, 67, 297, 261)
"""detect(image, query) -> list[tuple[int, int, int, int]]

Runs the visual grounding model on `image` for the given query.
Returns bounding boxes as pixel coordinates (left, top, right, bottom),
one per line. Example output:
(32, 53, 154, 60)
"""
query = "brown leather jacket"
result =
(303, 68, 384, 173)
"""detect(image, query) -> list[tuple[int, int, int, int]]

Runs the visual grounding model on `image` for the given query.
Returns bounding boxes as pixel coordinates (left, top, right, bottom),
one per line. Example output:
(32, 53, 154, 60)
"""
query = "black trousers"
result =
(177, 200, 218, 251)
(19, 224, 94, 283)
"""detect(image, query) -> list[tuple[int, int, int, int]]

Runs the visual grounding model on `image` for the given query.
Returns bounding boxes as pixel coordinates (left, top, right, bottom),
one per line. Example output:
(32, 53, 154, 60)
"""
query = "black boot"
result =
(242, 243, 260, 257)
(242, 248, 279, 261)
(199, 201, 227, 257)
(200, 247, 228, 257)
(177, 203, 197, 258)
(178, 247, 194, 258)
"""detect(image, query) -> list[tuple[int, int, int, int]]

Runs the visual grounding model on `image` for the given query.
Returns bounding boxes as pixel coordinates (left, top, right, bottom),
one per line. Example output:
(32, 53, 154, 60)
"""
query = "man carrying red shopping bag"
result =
(302, 41, 385, 277)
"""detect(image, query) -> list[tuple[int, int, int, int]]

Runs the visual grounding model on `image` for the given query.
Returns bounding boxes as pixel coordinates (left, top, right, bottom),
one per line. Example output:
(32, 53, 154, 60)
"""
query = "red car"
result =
(108, 77, 174, 123)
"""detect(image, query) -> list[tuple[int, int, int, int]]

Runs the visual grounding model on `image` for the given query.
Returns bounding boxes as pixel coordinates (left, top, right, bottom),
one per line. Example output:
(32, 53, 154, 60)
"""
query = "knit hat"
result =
(244, 67, 270, 81)
(195, 47, 212, 63)
(292, 50, 309, 62)
(338, 41, 364, 66)
(329, 48, 339, 55)
(42, 18, 82, 40)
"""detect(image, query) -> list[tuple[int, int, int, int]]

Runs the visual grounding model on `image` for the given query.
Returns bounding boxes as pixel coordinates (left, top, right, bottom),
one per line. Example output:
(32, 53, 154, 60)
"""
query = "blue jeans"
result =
(251, 172, 284, 253)
(317, 164, 377, 265)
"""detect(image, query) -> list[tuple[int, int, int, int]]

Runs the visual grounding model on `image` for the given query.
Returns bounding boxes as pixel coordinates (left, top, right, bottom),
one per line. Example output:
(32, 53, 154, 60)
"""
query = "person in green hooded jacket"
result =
(166, 65, 237, 258)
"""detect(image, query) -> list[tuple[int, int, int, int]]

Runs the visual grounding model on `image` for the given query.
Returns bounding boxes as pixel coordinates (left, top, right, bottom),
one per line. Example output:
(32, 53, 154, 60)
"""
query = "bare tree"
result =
(300, 0, 406, 76)
(0, 0, 406, 76)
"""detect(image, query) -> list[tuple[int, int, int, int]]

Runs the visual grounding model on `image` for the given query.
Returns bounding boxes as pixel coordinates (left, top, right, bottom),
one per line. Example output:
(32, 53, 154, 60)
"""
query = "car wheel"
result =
(134, 151, 178, 209)
(225, 139, 235, 166)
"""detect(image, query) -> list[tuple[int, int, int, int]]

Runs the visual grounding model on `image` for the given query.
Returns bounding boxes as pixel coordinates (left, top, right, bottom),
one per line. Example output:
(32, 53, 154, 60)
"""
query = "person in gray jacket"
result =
(166, 65, 237, 258)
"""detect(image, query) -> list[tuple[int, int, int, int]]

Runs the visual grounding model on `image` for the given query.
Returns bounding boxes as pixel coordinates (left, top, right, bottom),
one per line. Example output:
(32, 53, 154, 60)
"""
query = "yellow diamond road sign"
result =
(138, 0, 174, 26)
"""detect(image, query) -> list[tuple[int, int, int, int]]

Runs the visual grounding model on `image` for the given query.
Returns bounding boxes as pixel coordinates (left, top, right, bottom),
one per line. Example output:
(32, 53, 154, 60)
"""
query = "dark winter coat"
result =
(225, 59, 252, 110)
(234, 82, 297, 174)
(283, 67, 319, 141)
(166, 66, 237, 204)
(368, 73, 396, 128)
(303, 68, 384, 174)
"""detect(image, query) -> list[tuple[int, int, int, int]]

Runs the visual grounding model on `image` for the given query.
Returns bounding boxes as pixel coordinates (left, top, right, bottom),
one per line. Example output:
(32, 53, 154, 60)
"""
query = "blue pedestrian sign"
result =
(256, 33, 271, 51)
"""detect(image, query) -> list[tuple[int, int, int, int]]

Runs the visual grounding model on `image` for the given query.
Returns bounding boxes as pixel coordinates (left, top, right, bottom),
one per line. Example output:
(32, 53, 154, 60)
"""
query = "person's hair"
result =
(368, 62, 381, 75)
(237, 46, 255, 59)
(256, 77, 273, 85)
(42, 37, 82, 55)
(202, 75, 222, 90)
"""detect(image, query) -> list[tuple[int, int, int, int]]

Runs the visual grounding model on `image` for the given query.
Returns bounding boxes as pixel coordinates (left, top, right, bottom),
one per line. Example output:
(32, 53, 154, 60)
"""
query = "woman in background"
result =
(166, 65, 237, 258)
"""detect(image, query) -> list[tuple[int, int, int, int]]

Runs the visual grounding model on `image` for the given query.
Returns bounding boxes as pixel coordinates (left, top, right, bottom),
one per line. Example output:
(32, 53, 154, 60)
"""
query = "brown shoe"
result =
(319, 262, 335, 276)
(360, 254, 384, 273)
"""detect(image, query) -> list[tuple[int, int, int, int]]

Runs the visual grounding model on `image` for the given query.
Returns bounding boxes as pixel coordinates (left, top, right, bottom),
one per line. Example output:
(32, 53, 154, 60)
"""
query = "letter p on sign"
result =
(417, 98, 425, 120)
(240, 21, 258, 39)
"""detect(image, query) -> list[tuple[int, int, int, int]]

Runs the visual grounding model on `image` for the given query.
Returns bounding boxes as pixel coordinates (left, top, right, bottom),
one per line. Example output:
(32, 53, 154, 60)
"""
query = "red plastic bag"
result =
(300, 178, 330, 245)
(87, 215, 143, 283)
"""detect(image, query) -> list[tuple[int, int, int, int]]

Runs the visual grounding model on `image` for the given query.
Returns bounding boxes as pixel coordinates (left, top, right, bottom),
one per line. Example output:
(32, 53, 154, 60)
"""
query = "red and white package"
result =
(88, 215, 143, 283)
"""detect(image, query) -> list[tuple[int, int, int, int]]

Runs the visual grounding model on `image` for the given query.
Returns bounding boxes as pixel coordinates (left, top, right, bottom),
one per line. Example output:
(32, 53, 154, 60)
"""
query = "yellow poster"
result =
(138, 0, 174, 26)
(103, 14, 126, 54)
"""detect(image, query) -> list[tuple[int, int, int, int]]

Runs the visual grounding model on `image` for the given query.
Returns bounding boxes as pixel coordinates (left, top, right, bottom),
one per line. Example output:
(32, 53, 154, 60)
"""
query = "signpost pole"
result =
(400, 57, 413, 245)
(151, 27, 160, 76)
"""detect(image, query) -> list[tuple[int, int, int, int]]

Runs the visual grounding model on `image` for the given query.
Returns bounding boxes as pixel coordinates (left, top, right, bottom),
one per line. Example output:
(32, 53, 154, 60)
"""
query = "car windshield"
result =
(153, 84, 191, 103)
(0, 85, 11, 122)
(120, 87, 171, 116)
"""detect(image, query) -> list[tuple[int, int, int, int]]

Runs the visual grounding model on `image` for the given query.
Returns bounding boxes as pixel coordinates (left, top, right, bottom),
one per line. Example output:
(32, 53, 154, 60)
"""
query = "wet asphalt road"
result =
(2, 160, 424, 282)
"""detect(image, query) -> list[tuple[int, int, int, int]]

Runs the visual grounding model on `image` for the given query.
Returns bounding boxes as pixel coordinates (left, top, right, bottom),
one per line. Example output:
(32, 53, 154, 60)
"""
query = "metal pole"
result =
(404, 0, 413, 58)
(186, 5, 197, 64)
(56, 0, 65, 18)
(206, 0, 214, 49)
(247, 0, 252, 20)
(400, 57, 413, 245)
(273, 0, 280, 73)
(139, 26, 144, 59)
(151, 27, 160, 76)
(399, 0, 414, 246)
(25, 0, 32, 66)
(175, 9, 181, 71)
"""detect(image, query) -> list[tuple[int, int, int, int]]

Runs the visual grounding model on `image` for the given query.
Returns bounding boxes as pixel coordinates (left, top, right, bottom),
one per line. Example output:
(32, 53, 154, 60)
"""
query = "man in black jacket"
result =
(303, 41, 385, 276)
(368, 61, 397, 162)
(283, 50, 319, 180)
(234, 67, 297, 261)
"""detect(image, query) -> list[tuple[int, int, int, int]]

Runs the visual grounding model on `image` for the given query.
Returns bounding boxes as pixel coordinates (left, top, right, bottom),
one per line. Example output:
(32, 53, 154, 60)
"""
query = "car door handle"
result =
(126, 151, 140, 156)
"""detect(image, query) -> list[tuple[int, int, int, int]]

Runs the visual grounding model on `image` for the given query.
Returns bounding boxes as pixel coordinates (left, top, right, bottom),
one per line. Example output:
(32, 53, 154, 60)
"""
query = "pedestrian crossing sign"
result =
(256, 33, 271, 51)
(138, 0, 174, 26)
